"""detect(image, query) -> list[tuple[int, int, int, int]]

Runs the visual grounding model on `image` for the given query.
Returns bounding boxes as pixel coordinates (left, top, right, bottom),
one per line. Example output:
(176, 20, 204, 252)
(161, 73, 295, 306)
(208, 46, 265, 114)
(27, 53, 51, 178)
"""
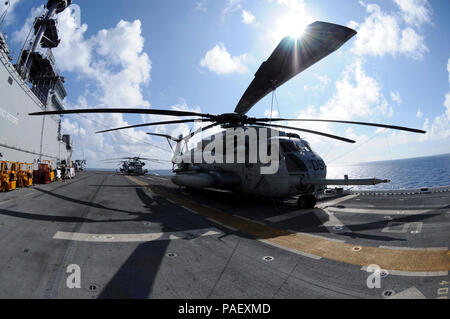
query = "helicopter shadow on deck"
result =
(150, 184, 441, 243)
(98, 186, 221, 298)
(0, 181, 220, 298)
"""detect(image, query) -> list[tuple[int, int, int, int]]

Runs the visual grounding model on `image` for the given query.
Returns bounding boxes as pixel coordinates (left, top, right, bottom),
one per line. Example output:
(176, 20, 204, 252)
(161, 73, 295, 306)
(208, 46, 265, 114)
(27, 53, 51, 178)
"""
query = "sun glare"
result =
(271, 14, 314, 41)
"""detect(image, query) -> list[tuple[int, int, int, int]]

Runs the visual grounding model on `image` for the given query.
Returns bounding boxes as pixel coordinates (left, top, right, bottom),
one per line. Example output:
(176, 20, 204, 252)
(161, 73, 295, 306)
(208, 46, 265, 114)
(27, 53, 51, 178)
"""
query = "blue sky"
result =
(1, 0, 449, 168)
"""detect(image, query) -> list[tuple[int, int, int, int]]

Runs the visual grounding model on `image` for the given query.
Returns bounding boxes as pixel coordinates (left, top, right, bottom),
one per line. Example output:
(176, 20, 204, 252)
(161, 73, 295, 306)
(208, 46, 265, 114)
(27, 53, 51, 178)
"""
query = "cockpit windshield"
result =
(280, 140, 312, 154)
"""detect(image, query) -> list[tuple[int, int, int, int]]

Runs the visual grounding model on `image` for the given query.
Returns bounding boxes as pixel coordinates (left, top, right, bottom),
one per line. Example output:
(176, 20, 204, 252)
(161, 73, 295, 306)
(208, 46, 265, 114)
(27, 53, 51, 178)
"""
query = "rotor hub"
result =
(215, 113, 248, 125)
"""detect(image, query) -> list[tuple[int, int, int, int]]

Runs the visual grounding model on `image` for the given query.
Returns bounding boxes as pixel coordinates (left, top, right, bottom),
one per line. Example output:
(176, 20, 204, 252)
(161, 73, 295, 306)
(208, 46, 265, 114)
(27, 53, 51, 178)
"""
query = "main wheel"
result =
(297, 194, 317, 209)
(306, 194, 317, 208)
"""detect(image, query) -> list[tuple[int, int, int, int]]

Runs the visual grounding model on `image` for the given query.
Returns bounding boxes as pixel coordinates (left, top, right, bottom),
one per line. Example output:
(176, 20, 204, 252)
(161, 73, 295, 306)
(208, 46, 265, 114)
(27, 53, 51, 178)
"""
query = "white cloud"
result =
(241, 10, 255, 24)
(320, 60, 390, 120)
(304, 75, 330, 92)
(275, 0, 306, 11)
(448, 58, 450, 83)
(223, 0, 242, 14)
(200, 43, 249, 75)
(399, 27, 428, 59)
(390, 90, 402, 104)
(264, 109, 279, 118)
(416, 59, 450, 140)
(52, 6, 151, 108)
(393, 0, 432, 27)
(10, 4, 178, 168)
(11, 6, 45, 44)
(347, 21, 360, 30)
(288, 60, 392, 146)
(416, 108, 423, 118)
(351, 3, 428, 60)
(195, 0, 207, 12)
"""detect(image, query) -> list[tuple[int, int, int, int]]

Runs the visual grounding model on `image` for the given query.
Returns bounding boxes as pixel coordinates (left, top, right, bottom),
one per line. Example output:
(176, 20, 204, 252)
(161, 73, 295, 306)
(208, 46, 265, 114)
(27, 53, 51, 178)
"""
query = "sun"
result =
(271, 13, 314, 41)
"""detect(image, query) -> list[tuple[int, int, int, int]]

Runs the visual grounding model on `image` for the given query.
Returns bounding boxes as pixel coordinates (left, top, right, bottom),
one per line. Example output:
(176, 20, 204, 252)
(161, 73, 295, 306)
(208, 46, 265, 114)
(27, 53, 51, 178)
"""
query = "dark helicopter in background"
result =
(31, 21, 426, 208)
(102, 156, 166, 176)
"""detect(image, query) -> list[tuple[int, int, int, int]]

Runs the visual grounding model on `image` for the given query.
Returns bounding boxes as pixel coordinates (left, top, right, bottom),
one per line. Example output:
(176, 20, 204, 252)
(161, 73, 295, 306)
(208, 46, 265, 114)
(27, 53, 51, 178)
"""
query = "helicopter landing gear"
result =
(297, 194, 317, 209)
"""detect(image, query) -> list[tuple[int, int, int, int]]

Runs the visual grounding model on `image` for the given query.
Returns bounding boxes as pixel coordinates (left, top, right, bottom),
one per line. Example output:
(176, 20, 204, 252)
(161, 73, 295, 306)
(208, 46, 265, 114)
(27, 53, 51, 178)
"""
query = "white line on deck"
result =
(265, 194, 359, 223)
(379, 246, 448, 251)
(259, 239, 322, 260)
(286, 230, 346, 243)
(181, 206, 198, 214)
(327, 207, 435, 215)
(147, 176, 167, 181)
(0, 199, 14, 206)
(387, 287, 427, 299)
(316, 194, 360, 209)
(24, 192, 36, 197)
(361, 266, 448, 277)
(53, 228, 222, 243)
(235, 215, 267, 225)
(206, 218, 238, 232)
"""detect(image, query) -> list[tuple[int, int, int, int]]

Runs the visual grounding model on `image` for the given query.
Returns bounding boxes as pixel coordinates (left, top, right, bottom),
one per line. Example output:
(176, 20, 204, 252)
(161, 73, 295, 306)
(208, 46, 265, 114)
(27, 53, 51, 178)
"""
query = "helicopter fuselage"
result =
(171, 127, 327, 199)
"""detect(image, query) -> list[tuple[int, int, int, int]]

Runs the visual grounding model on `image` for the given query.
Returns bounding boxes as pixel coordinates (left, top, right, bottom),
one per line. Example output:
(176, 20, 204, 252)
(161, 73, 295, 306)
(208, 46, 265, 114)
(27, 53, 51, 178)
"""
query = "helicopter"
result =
(30, 21, 426, 208)
(73, 159, 86, 171)
(102, 156, 166, 176)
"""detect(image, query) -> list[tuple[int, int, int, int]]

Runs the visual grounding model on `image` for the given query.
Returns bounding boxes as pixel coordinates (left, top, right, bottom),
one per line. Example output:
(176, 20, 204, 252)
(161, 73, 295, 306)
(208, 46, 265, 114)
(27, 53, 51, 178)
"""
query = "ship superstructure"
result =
(0, 0, 72, 168)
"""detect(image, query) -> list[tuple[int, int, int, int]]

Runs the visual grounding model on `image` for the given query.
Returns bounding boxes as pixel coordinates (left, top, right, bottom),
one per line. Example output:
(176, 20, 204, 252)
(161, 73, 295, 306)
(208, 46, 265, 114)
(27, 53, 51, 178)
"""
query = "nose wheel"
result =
(297, 194, 317, 209)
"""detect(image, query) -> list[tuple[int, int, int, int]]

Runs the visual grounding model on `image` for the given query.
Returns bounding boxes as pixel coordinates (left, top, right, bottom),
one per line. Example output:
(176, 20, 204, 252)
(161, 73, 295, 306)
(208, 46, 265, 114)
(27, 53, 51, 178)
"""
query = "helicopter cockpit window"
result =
(301, 142, 312, 153)
(280, 140, 313, 154)
(280, 141, 297, 153)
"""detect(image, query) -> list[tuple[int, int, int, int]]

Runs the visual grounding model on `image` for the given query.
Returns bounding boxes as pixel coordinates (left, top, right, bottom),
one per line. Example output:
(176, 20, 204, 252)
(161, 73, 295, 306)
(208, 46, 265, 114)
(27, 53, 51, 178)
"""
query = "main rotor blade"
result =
(138, 158, 171, 162)
(234, 21, 357, 115)
(147, 132, 182, 142)
(255, 118, 426, 134)
(96, 119, 204, 134)
(29, 108, 214, 118)
(183, 122, 222, 141)
(253, 122, 355, 143)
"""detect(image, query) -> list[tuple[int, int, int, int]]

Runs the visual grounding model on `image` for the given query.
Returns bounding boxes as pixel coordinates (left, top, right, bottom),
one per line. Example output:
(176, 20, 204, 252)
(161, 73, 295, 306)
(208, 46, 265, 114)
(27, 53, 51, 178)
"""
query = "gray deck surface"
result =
(0, 171, 448, 299)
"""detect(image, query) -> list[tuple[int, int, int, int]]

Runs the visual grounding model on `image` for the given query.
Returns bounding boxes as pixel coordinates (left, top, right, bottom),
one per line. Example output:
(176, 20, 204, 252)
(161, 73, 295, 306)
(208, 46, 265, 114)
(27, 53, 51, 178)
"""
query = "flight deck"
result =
(0, 171, 448, 299)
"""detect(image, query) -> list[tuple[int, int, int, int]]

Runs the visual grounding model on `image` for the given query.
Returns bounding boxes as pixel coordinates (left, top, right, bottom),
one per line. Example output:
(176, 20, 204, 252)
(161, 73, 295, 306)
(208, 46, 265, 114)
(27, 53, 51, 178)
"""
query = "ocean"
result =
(327, 153, 450, 190)
(88, 153, 450, 191)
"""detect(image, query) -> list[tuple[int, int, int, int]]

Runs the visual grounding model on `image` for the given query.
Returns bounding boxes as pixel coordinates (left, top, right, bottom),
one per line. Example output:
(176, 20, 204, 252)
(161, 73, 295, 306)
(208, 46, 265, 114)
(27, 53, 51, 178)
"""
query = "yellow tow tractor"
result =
(0, 161, 17, 192)
(17, 163, 33, 187)
(43, 160, 55, 182)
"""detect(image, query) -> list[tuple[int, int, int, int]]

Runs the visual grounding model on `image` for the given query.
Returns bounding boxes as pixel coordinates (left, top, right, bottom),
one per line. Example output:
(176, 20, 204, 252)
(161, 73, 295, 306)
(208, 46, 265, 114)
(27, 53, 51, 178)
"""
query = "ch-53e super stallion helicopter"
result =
(102, 156, 166, 175)
(31, 21, 426, 208)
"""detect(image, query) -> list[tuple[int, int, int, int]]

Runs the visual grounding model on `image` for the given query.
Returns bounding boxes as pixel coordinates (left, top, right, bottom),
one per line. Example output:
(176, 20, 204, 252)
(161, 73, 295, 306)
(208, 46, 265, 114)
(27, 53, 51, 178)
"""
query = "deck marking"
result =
(53, 228, 222, 243)
(313, 208, 352, 234)
(361, 266, 448, 277)
(316, 194, 359, 209)
(387, 287, 427, 299)
(236, 215, 267, 225)
(206, 218, 238, 232)
(147, 175, 167, 181)
(181, 206, 198, 214)
(125, 176, 450, 272)
(287, 230, 346, 243)
(24, 192, 36, 197)
(382, 222, 423, 234)
(0, 199, 14, 206)
(259, 239, 322, 260)
(379, 246, 448, 251)
(327, 207, 436, 215)
(265, 194, 359, 223)
(265, 210, 309, 223)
